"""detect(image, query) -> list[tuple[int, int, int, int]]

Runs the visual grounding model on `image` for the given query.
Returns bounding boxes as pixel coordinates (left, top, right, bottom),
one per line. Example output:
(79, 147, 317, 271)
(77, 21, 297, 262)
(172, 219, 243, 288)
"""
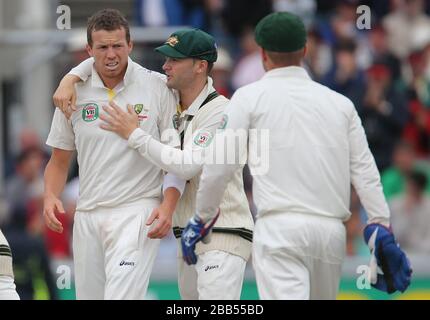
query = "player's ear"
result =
(127, 40, 133, 54)
(86, 44, 93, 57)
(302, 45, 307, 58)
(260, 48, 268, 63)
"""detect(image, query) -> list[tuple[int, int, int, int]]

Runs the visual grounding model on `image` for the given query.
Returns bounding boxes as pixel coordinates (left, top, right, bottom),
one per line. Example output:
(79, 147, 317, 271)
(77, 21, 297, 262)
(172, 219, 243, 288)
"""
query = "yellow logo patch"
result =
(165, 36, 179, 47)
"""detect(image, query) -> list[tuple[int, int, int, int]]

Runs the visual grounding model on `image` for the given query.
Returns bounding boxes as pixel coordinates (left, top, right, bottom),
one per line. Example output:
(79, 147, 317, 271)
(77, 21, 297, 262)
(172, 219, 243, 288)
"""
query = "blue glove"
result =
(181, 211, 220, 265)
(364, 223, 412, 294)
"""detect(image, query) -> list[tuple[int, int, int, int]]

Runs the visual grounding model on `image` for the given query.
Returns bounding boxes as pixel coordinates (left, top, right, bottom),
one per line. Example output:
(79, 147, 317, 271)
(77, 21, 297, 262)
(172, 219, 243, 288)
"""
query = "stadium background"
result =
(1, 0, 430, 300)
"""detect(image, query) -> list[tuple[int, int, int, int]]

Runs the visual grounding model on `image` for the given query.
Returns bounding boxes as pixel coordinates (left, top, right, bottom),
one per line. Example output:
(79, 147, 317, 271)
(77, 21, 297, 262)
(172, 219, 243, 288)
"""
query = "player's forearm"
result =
(69, 57, 94, 81)
(43, 157, 70, 199)
(128, 129, 201, 180)
(59, 74, 81, 88)
(160, 187, 181, 214)
(349, 111, 390, 226)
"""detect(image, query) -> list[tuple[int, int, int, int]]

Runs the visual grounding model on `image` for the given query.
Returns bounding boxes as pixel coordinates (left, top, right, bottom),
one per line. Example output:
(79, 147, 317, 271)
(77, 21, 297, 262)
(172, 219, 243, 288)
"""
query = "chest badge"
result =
(134, 104, 143, 114)
(82, 103, 99, 122)
(134, 104, 149, 122)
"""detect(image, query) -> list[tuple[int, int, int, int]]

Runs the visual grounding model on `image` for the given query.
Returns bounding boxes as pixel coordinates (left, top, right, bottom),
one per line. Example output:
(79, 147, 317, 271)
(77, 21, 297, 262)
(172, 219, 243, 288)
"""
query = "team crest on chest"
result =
(134, 104, 149, 123)
(134, 104, 143, 114)
(82, 103, 99, 122)
(172, 113, 181, 130)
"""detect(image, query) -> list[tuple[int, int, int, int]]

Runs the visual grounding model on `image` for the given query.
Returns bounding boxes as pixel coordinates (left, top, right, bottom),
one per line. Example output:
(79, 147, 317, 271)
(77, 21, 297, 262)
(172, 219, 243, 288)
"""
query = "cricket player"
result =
(181, 12, 412, 299)
(0, 229, 20, 300)
(44, 9, 180, 299)
(53, 29, 254, 300)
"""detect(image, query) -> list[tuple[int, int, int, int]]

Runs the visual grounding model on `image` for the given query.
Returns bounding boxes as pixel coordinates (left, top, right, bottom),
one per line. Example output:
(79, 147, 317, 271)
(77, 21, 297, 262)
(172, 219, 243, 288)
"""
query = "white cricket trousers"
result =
(253, 213, 346, 300)
(73, 198, 161, 300)
(178, 250, 247, 300)
(0, 230, 20, 300)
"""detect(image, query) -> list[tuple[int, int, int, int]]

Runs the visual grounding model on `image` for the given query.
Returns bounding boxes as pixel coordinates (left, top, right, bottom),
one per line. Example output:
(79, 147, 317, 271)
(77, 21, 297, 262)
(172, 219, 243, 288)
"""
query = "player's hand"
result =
(364, 223, 412, 294)
(181, 210, 220, 265)
(43, 193, 65, 233)
(100, 102, 139, 139)
(146, 205, 174, 239)
(53, 74, 80, 119)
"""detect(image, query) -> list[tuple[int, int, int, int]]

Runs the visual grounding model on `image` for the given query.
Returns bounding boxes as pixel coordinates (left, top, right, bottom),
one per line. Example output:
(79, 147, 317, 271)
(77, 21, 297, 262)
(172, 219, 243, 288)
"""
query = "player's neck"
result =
(97, 67, 127, 90)
(179, 77, 207, 110)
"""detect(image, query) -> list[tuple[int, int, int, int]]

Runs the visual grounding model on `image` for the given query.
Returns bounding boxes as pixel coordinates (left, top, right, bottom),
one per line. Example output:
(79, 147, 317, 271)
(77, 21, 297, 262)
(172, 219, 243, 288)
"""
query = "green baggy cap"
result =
(155, 28, 218, 62)
(255, 12, 307, 52)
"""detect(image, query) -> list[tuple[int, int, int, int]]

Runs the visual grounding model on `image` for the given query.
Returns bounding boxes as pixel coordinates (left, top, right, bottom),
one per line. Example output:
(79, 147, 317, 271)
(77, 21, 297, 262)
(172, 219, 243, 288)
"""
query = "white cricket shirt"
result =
(196, 66, 391, 226)
(46, 58, 179, 211)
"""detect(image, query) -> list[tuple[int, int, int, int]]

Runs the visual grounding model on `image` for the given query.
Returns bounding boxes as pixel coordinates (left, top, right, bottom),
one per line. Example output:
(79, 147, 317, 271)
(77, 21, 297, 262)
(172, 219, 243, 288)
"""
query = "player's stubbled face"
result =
(162, 57, 197, 91)
(87, 28, 132, 84)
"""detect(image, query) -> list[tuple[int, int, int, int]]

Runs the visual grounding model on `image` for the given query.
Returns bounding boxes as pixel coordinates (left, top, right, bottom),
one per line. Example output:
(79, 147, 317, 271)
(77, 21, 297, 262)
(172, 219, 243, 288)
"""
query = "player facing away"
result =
(53, 29, 254, 300)
(43, 9, 180, 299)
(181, 12, 412, 299)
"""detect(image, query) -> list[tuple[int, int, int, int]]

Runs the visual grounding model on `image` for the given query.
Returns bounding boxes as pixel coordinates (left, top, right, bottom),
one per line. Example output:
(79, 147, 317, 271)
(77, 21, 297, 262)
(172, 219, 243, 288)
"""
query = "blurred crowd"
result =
(1, 0, 430, 299)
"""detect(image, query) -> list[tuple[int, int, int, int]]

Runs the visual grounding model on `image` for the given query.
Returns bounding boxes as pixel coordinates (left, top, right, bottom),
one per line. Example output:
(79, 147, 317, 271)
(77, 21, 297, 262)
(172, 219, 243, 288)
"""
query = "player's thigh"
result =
(103, 207, 160, 300)
(196, 250, 246, 300)
(72, 212, 105, 300)
(253, 241, 310, 300)
(177, 258, 198, 300)
(308, 220, 345, 300)
(253, 216, 311, 300)
(309, 260, 343, 300)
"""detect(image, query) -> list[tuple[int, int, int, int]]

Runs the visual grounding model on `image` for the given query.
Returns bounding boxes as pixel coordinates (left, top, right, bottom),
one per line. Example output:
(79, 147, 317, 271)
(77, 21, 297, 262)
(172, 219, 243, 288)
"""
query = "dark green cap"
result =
(155, 28, 217, 63)
(255, 12, 307, 52)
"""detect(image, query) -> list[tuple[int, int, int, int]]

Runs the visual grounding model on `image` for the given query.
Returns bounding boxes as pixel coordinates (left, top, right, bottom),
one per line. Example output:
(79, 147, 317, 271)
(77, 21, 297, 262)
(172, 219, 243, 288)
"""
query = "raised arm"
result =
(52, 57, 94, 118)
(100, 100, 225, 181)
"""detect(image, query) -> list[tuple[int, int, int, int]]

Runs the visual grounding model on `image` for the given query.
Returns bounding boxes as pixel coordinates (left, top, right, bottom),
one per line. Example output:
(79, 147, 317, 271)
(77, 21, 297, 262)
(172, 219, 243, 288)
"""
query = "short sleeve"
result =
(46, 108, 76, 151)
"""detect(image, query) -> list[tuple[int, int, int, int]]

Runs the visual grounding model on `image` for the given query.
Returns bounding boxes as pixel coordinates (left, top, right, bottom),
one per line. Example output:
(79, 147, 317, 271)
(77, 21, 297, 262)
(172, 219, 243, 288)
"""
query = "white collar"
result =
(181, 77, 216, 117)
(262, 66, 311, 80)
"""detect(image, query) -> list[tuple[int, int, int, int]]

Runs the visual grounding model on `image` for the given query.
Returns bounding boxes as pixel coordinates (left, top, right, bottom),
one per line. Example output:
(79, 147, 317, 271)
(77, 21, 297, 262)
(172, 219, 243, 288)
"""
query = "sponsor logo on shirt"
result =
(193, 130, 213, 148)
(82, 103, 99, 122)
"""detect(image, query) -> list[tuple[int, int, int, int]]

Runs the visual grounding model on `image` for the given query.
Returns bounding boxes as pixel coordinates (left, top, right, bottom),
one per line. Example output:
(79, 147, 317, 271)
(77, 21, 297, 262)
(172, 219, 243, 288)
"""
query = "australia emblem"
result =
(134, 104, 143, 114)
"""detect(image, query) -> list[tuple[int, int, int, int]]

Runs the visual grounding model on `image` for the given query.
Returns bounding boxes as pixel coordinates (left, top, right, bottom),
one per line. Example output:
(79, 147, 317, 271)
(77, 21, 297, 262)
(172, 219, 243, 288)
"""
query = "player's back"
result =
(241, 66, 356, 220)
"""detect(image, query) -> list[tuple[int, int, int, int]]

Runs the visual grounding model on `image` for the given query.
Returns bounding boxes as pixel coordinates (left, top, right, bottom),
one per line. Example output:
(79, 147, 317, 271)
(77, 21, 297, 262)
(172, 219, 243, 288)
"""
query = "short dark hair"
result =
(87, 9, 130, 47)
(192, 59, 214, 75)
(266, 49, 303, 66)
(207, 62, 214, 74)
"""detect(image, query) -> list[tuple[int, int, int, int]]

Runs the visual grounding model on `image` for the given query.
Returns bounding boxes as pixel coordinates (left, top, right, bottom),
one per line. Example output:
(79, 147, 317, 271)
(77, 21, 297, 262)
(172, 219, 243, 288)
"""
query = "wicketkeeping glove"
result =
(181, 210, 220, 265)
(364, 223, 412, 294)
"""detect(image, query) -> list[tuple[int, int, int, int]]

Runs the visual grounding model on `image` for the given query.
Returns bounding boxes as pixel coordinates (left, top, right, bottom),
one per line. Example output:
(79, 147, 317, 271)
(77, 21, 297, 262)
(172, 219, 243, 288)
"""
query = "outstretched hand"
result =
(100, 101, 139, 139)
